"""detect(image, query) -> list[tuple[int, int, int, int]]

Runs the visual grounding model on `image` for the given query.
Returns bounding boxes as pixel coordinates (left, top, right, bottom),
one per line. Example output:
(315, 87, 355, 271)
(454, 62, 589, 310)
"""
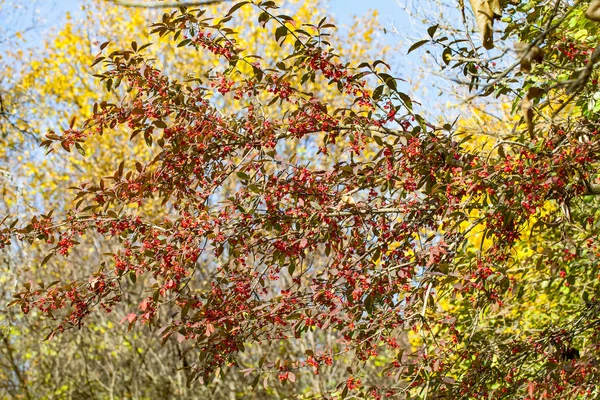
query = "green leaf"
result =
(407, 39, 429, 54)
(117, 160, 125, 179)
(138, 43, 153, 52)
(227, 1, 251, 16)
(74, 143, 85, 156)
(144, 131, 153, 147)
(154, 120, 167, 129)
(258, 11, 270, 27)
(372, 85, 384, 101)
(41, 253, 53, 266)
(341, 385, 348, 399)
(373, 59, 391, 70)
(275, 26, 287, 46)
(442, 47, 452, 65)
(90, 56, 105, 68)
(251, 375, 260, 390)
(427, 24, 439, 38)
(252, 65, 264, 82)
(237, 171, 250, 181)
(177, 39, 192, 48)
(380, 73, 397, 91)
(398, 92, 412, 111)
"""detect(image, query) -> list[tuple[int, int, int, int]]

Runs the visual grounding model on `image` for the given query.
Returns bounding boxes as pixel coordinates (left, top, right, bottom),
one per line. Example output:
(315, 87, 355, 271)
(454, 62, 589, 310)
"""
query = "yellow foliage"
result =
(453, 101, 519, 153)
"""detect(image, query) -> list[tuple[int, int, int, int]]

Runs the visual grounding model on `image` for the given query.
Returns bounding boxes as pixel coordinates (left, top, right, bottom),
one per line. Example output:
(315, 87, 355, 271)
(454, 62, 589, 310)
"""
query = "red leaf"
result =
(205, 323, 215, 337)
(121, 313, 137, 324)
(139, 298, 149, 311)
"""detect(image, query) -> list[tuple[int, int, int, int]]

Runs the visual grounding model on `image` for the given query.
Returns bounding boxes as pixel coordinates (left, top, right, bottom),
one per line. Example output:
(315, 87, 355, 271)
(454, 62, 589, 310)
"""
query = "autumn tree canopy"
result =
(3, 0, 600, 399)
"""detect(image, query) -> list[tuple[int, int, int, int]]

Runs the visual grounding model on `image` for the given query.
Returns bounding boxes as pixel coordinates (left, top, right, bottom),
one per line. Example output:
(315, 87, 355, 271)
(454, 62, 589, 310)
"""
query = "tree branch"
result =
(585, 183, 600, 196)
(109, 0, 229, 8)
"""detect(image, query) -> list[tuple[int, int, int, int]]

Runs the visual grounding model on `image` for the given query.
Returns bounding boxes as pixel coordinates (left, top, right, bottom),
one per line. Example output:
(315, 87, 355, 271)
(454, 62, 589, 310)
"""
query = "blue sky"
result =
(14, 0, 412, 32)
(1, 0, 433, 109)
(330, 0, 407, 25)
(2, 0, 418, 65)
(8, 0, 419, 66)
(94, 1, 402, 24)
(19, 0, 423, 84)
